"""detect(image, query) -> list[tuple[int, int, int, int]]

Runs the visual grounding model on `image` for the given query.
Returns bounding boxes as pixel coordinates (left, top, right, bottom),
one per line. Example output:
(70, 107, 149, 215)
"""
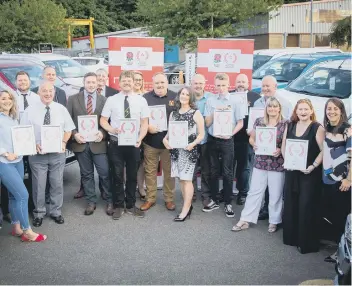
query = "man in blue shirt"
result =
(204, 73, 245, 218)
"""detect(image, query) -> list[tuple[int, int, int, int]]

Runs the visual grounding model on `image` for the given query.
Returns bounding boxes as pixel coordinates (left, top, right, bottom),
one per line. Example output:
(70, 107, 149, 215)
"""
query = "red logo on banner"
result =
(126, 52, 134, 65)
(225, 53, 237, 65)
(214, 54, 221, 64)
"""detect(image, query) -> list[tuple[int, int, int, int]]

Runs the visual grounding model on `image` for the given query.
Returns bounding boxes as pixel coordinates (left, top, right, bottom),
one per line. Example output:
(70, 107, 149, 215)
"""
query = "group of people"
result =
(0, 65, 350, 255)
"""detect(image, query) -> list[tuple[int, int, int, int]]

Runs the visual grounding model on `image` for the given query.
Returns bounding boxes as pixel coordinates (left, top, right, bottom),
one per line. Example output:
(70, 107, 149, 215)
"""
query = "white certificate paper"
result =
(213, 110, 233, 136)
(41, 125, 62, 153)
(149, 105, 167, 131)
(248, 108, 265, 133)
(78, 115, 98, 142)
(169, 121, 188, 148)
(255, 127, 277, 156)
(11, 125, 36, 156)
(118, 118, 138, 146)
(284, 139, 309, 170)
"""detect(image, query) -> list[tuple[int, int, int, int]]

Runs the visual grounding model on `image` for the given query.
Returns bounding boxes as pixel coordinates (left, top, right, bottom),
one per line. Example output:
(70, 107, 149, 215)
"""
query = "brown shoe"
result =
(165, 201, 176, 211)
(74, 189, 85, 199)
(84, 204, 96, 216)
(140, 201, 155, 211)
(106, 203, 114, 216)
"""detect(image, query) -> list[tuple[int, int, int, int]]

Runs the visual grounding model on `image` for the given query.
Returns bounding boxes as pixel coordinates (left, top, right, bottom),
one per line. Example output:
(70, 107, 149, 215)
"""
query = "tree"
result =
(0, 0, 67, 52)
(330, 16, 351, 48)
(136, 0, 283, 50)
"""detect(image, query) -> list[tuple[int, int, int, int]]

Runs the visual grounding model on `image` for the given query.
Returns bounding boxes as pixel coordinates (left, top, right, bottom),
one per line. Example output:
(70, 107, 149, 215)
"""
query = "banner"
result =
(108, 37, 164, 91)
(196, 38, 254, 92)
(185, 53, 196, 86)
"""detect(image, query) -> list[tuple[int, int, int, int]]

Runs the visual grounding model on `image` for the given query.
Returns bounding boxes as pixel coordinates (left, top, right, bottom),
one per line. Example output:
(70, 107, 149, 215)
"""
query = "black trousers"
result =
(192, 143, 211, 201)
(108, 140, 140, 209)
(234, 141, 252, 198)
(208, 135, 234, 205)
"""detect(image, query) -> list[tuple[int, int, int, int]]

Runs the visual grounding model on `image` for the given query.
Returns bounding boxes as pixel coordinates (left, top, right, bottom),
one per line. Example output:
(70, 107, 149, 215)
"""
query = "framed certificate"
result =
(284, 139, 309, 170)
(255, 127, 277, 156)
(11, 125, 36, 156)
(78, 115, 98, 142)
(41, 125, 62, 153)
(248, 108, 265, 133)
(118, 118, 138, 146)
(149, 105, 167, 131)
(213, 110, 233, 136)
(169, 121, 188, 148)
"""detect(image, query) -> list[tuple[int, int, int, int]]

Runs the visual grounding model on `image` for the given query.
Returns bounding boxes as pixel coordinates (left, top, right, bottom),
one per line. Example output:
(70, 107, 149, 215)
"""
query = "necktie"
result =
(43, 106, 50, 125)
(22, 94, 29, 110)
(124, 95, 130, 118)
(97, 88, 102, 96)
(87, 95, 93, 115)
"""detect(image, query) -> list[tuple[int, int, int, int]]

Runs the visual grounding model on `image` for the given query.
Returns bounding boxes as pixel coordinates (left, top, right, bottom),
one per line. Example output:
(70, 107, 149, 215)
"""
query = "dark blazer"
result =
(79, 86, 119, 98)
(67, 92, 108, 154)
(32, 86, 67, 107)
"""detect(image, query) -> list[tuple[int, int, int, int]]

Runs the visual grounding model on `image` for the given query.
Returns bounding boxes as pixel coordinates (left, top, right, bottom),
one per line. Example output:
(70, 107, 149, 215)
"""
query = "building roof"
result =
(282, 0, 342, 7)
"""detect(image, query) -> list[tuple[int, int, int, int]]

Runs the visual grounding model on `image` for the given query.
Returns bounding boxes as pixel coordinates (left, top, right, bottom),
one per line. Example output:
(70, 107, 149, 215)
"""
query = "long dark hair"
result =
(323, 98, 349, 134)
(174, 87, 197, 111)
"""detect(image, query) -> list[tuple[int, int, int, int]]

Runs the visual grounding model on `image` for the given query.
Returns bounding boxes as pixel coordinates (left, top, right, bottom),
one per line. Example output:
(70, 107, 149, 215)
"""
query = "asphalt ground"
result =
(0, 162, 336, 285)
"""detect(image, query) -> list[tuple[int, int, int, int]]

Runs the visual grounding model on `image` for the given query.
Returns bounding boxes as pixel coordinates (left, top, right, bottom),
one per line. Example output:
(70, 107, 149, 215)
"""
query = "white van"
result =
(253, 48, 342, 71)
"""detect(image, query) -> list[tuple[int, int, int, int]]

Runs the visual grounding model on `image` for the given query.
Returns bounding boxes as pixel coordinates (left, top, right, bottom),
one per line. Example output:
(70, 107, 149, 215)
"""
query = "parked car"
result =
(253, 48, 343, 71)
(0, 54, 89, 87)
(251, 54, 351, 93)
(72, 56, 108, 73)
(279, 57, 351, 123)
(164, 61, 186, 84)
(335, 214, 351, 285)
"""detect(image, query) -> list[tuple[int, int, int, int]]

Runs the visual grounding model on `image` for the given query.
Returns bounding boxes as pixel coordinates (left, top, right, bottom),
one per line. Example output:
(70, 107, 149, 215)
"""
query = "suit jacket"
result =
(79, 86, 119, 98)
(67, 92, 108, 154)
(32, 86, 67, 107)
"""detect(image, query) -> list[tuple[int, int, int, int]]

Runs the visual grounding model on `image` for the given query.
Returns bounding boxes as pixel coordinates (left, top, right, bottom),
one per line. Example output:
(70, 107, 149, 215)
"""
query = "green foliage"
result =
(330, 16, 351, 48)
(136, 0, 283, 50)
(0, 0, 67, 53)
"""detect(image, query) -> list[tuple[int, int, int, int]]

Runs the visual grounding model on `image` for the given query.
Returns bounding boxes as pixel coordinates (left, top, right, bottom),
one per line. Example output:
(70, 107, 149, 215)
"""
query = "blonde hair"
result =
(133, 70, 146, 94)
(0, 90, 18, 120)
(264, 97, 283, 125)
(215, 73, 229, 82)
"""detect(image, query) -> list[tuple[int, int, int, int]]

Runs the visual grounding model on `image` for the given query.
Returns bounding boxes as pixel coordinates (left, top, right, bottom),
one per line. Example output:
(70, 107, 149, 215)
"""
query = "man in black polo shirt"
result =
(141, 73, 177, 211)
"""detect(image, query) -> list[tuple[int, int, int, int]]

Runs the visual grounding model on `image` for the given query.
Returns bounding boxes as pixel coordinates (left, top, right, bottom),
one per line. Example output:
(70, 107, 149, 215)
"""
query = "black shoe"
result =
(202, 200, 219, 212)
(33, 218, 43, 227)
(224, 204, 235, 218)
(236, 196, 246, 205)
(174, 205, 193, 222)
(258, 210, 269, 220)
(324, 255, 337, 263)
(51, 215, 64, 224)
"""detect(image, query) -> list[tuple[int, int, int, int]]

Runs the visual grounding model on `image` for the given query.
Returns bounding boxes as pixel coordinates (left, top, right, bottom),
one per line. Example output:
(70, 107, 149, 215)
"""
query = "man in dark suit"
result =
(32, 66, 67, 106)
(67, 72, 112, 216)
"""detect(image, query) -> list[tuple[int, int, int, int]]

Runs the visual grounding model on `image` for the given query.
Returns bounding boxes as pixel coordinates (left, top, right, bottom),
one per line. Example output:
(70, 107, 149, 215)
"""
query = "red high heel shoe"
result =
(21, 233, 47, 242)
(10, 229, 23, 237)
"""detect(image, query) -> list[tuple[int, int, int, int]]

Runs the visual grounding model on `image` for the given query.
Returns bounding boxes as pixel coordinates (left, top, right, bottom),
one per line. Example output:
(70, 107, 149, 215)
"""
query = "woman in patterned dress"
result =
(163, 87, 204, 221)
(232, 97, 288, 233)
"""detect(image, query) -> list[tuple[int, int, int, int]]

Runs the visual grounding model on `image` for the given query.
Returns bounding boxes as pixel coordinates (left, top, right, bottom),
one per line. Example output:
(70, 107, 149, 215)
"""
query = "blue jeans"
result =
(0, 160, 30, 230)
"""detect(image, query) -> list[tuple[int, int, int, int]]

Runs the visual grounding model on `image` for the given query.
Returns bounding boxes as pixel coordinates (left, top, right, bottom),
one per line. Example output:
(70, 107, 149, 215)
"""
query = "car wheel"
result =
(169, 74, 180, 84)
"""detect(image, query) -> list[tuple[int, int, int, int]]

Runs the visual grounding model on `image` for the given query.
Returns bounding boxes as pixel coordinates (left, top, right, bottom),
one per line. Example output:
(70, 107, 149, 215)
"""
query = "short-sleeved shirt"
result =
(204, 93, 245, 137)
(101, 92, 150, 138)
(196, 92, 213, 144)
(0, 112, 22, 163)
(20, 101, 76, 145)
(253, 117, 288, 172)
(253, 92, 293, 120)
(16, 90, 40, 112)
(143, 89, 177, 149)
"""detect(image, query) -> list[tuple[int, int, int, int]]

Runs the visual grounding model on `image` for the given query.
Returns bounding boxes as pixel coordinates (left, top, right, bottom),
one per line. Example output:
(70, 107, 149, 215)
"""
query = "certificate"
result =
(78, 115, 98, 142)
(118, 118, 138, 146)
(149, 105, 167, 131)
(41, 125, 62, 153)
(213, 110, 233, 136)
(255, 127, 277, 156)
(248, 108, 265, 133)
(284, 139, 309, 170)
(169, 121, 188, 148)
(233, 92, 248, 116)
(11, 125, 36, 156)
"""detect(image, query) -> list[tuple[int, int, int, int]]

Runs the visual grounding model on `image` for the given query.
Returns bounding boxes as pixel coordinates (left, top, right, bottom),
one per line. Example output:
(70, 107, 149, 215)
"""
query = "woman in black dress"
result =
(282, 99, 325, 254)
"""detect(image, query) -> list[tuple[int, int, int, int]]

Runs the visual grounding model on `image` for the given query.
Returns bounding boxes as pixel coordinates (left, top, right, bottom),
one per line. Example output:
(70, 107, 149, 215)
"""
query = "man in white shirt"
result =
(15, 71, 40, 112)
(100, 71, 149, 220)
(21, 81, 75, 227)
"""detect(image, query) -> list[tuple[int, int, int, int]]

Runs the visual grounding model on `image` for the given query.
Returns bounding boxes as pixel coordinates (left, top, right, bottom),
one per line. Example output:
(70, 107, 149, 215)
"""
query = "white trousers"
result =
(240, 168, 285, 224)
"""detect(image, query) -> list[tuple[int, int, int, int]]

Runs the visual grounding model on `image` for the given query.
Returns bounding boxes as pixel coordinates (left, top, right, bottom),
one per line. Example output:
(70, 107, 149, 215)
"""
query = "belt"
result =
(109, 136, 118, 142)
(208, 135, 233, 142)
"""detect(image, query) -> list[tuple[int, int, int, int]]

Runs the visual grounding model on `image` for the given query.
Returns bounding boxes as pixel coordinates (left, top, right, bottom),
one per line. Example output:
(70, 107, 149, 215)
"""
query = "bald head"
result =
(235, 74, 249, 92)
(261, 75, 277, 97)
(191, 74, 206, 97)
(38, 81, 55, 105)
(42, 66, 57, 83)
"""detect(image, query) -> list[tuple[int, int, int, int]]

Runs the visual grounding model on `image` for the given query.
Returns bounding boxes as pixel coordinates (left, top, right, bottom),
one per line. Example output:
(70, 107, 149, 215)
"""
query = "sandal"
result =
(10, 229, 23, 237)
(21, 233, 47, 243)
(231, 221, 249, 232)
(268, 224, 277, 233)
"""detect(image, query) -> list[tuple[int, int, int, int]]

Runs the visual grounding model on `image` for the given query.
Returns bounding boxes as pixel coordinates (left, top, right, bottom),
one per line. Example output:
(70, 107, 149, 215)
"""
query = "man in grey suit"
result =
(67, 72, 112, 216)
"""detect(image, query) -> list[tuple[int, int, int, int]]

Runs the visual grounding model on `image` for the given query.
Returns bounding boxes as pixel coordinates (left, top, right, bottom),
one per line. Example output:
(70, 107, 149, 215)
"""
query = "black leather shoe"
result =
(324, 255, 336, 263)
(258, 210, 269, 220)
(51, 215, 65, 224)
(33, 218, 43, 227)
(236, 196, 246, 205)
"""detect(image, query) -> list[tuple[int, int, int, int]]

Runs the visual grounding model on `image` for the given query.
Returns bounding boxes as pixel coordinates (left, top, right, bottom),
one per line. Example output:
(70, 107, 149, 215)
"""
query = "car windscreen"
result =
(253, 55, 272, 71)
(43, 59, 87, 78)
(252, 59, 310, 82)
(286, 66, 351, 99)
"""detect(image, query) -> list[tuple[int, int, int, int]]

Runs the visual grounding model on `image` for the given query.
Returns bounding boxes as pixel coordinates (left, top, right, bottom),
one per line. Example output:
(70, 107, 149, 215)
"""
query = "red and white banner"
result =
(108, 37, 164, 91)
(196, 38, 254, 92)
